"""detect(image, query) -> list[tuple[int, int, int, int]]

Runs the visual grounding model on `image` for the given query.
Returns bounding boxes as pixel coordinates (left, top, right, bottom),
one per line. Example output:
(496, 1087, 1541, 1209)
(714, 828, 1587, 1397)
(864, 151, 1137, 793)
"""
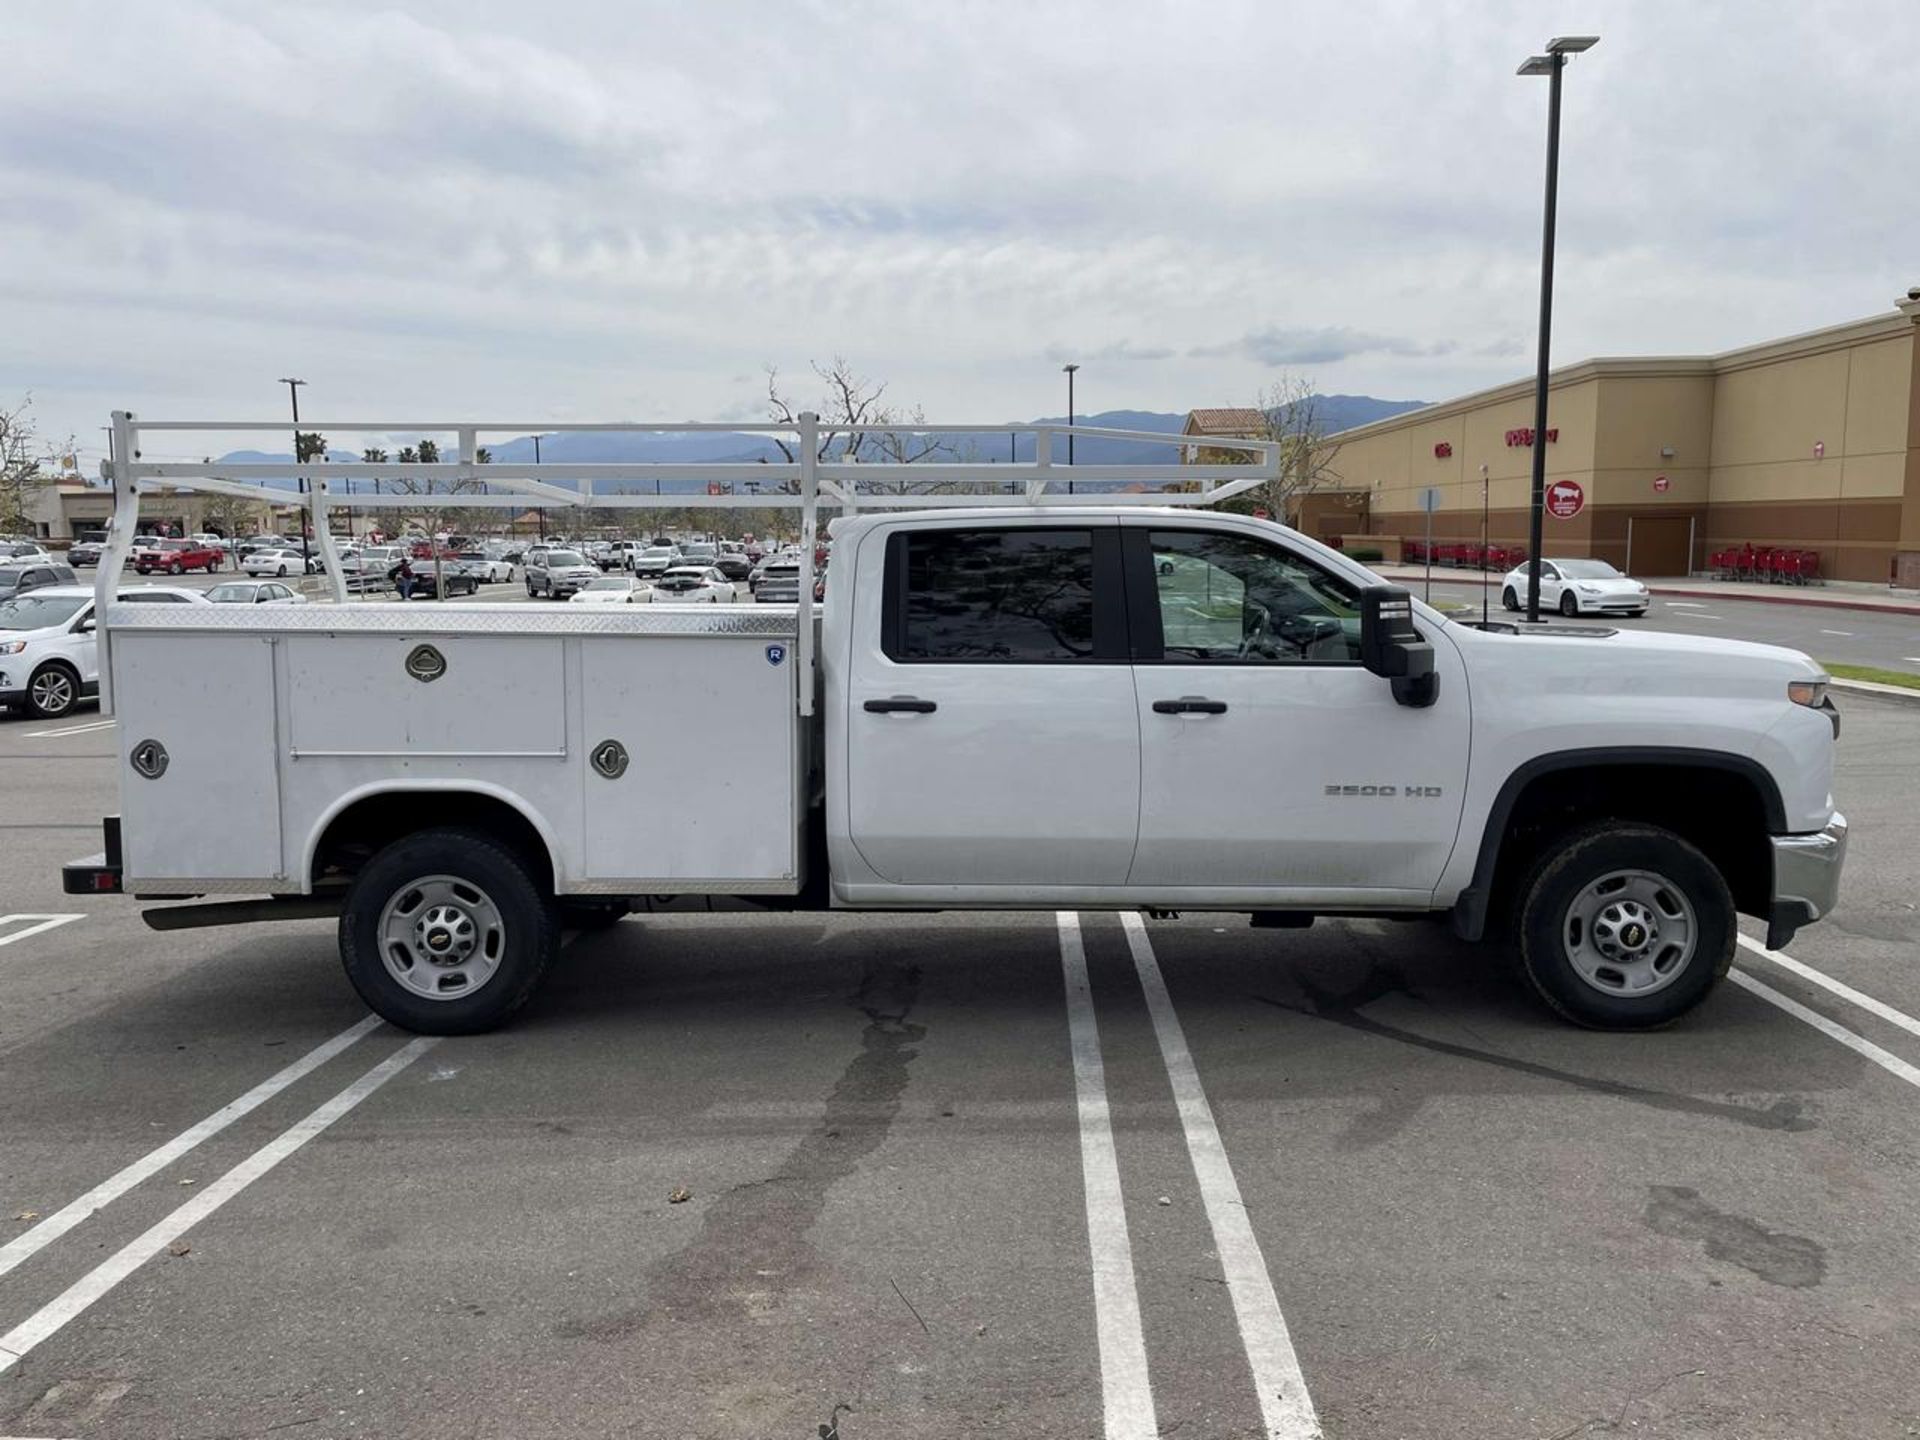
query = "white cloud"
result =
(3, 0, 1917, 462)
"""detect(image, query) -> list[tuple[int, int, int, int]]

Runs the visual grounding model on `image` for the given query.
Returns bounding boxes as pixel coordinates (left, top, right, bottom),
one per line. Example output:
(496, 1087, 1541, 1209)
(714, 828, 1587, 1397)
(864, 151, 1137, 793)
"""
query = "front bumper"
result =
(1767, 811, 1847, 949)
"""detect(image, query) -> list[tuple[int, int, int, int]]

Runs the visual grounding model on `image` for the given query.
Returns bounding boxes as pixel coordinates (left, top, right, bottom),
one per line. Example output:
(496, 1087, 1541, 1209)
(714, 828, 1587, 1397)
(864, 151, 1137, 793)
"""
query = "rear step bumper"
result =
(62, 815, 122, 895)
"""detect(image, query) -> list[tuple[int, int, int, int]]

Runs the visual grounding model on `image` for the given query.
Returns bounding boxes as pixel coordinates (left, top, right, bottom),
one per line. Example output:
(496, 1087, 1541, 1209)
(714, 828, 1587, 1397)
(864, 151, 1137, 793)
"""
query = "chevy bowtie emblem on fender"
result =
(765, 643, 788, 667)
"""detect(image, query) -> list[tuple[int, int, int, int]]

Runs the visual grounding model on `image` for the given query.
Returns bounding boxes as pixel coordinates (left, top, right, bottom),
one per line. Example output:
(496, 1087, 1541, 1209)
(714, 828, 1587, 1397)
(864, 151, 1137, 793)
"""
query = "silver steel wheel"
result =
(377, 874, 507, 1001)
(30, 668, 75, 715)
(1562, 869, 1697, 998)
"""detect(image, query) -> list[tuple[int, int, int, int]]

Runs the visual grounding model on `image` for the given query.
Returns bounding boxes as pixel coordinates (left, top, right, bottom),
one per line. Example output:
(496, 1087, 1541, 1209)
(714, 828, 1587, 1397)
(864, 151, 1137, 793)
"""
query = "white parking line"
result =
(1737, 935, 1920, 1041)
(0, 1034, 436, 1375)
(1120, 914, 1321, 1439)
(1728, 971, 1920, 1091)
(0, 915, 84, 949)
(0, 1016, 382, 1280)
(1055, 912, 1158, 1440)
(1664, 601, 1706, 608)
(1818, 629, 1853, 637)
(21, 720, 116, 739)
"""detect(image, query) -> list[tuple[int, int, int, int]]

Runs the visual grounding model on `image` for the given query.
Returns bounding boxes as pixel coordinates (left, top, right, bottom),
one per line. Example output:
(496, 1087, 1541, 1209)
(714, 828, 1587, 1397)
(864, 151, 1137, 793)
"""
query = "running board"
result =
(141, 897, 343, 931)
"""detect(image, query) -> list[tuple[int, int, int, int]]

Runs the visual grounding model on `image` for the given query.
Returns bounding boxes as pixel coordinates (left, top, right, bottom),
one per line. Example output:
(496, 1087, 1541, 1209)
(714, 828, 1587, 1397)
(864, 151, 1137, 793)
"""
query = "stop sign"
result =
(1545, 479, 1585, 519)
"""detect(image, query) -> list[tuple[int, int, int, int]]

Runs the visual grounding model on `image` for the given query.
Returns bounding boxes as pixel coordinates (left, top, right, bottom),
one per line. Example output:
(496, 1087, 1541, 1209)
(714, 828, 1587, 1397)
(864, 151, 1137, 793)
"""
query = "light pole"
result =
(277, 376, 310, 567)
(1062, 362, 1079, 493)
(1517, 35, 1597, 623)
(533, 434, 546, 539)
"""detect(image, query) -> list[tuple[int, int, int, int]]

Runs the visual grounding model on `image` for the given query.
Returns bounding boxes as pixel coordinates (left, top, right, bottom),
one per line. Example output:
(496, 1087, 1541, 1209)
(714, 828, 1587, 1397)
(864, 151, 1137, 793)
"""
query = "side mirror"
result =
(78, 617, 97, 633)
(1358, 586, 1438, 709)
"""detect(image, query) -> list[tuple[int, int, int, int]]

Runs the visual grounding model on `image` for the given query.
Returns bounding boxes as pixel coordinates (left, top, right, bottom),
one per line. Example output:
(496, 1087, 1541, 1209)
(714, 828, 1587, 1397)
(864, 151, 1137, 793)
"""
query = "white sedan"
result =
(457, 551, 515, 583)
(652, 565, 734, 604)
(1501, 559, 1649, 618)
(242, 548, 321, 577)
(206, 580, 309, 606)
(569, 576, 656, 605)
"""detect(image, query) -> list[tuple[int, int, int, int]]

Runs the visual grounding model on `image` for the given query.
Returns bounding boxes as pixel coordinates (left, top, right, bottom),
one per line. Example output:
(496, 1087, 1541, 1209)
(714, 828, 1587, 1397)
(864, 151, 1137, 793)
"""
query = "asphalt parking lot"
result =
(2, 674, 1917, 1438)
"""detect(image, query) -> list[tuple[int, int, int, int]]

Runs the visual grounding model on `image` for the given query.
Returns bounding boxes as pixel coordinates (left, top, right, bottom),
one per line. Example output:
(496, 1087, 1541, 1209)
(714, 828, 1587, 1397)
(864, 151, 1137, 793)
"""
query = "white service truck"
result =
(64, 413, 1846, 1035)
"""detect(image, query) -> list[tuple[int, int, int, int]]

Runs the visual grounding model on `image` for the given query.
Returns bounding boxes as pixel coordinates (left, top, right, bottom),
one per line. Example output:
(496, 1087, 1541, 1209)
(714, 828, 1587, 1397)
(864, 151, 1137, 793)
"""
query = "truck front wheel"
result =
(339, 827, 559, 1034)
(1516, 823, 1733, 1029)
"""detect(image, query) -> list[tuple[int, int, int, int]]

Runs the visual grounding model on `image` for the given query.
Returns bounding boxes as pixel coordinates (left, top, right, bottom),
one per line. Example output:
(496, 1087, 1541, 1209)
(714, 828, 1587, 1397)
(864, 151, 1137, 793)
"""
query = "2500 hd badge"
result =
(1325, 784, 1444, 797)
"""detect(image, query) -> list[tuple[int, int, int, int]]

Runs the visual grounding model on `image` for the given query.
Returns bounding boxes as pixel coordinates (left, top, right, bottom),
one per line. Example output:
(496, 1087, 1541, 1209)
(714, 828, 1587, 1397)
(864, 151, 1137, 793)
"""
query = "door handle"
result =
(864, 697, 937, 714)
(1152, 697, 1228, 715)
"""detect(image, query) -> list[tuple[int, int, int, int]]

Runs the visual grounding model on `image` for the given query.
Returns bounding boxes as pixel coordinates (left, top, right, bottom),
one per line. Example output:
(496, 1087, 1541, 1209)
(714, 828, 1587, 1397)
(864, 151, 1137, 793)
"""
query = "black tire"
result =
(1628, 609, 1647, 618)
(277, 564, 288, 577)
(526, 578, 538, 597)
(169, 560, 185, 575)
(1515, 822, 1733, 1030)
(26, 662, 80, 719)
(1558, 591, 1578, 616)
(339, 826, 559, 1035)
(1502, 587, 1519, 612)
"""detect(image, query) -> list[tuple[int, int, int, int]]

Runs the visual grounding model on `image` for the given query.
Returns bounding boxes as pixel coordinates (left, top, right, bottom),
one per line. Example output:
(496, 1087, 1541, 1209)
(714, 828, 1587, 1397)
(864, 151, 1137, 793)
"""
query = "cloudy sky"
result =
(5, 0, 1917, 466)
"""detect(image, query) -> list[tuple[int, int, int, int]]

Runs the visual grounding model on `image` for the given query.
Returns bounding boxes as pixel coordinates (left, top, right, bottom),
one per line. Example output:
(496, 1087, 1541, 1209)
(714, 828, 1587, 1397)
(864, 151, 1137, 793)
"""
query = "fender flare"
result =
(1450, 747, 1786, 941)
(301, 779, 564, 896)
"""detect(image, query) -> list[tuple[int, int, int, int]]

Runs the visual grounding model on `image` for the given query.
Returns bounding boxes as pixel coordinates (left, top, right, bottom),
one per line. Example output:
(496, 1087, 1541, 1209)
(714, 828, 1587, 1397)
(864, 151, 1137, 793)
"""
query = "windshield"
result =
(0, 594, 86, 630)
(585, 577, 628, 591)
(548, 550, 586, 566)
(1556, 560, 1624, 579)
(206, 584, 253, 602)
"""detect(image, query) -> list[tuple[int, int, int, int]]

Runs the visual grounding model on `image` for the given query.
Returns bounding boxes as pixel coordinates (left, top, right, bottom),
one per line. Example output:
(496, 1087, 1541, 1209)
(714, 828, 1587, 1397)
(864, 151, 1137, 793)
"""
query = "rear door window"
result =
(884, 527, 1122, 662)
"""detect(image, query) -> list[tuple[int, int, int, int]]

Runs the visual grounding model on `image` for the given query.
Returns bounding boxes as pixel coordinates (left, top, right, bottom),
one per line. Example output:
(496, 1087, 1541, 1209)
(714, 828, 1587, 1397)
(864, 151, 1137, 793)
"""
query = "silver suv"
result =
(524, 546, 600, 599)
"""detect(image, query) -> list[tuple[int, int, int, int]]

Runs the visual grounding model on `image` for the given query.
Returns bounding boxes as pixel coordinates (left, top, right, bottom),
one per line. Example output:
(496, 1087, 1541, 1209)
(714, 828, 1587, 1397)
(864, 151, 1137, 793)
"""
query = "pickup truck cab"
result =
(135, 537, 224, 574)
(70, 504, 1846, 1038)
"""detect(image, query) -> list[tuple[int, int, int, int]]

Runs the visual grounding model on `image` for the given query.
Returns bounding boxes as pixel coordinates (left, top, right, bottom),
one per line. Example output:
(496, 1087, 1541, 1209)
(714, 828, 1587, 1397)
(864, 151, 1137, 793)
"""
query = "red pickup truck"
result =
(134, 537, 224, 574)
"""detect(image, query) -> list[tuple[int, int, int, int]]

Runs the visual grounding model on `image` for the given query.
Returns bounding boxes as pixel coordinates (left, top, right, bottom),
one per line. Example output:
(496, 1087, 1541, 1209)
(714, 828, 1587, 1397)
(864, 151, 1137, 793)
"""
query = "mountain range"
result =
(210, 396, 1426, 493)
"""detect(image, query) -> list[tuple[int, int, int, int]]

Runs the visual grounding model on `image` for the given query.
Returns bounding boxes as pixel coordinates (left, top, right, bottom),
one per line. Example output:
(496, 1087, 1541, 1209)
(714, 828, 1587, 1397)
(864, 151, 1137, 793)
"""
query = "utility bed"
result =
(105, 601, 806, 896)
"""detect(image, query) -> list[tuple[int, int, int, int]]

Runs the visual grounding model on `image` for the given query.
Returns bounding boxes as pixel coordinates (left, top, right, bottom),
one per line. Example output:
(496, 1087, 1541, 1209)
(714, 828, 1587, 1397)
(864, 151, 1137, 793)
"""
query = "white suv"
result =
(0, 584, 207, 719)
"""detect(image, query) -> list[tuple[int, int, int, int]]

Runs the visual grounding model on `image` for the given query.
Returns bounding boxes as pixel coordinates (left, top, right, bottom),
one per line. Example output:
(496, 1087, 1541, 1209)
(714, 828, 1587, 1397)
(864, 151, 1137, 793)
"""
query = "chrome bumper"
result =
(1767, 811, 1847, 949)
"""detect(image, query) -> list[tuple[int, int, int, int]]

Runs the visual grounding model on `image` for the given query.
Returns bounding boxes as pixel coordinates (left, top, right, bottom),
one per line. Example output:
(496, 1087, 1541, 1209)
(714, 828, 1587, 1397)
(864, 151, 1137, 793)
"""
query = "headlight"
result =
(1577, 584, 1600, 594)
(0, 640, 24, 655)
(1788, 678, 1829, 708)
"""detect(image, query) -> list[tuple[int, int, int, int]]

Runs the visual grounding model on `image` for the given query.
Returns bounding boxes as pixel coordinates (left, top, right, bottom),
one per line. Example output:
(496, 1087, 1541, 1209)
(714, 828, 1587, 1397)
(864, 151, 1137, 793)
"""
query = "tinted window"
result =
(1145, 530, 1362, 664)
(896, 529, 1099, 662)
(0, 595, 86, 628)
(547, 551, 585, 566)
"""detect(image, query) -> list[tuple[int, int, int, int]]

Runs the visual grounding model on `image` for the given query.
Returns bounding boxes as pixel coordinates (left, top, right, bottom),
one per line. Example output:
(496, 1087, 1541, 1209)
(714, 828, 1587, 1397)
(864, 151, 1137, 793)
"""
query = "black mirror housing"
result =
(1358, 586, 1439, 708)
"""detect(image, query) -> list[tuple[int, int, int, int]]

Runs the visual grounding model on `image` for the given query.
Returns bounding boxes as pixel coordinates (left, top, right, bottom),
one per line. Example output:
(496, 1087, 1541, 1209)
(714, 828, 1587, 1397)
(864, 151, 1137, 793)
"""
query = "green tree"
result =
(294, 431, 329, 464)
(0, 396, 51, 536)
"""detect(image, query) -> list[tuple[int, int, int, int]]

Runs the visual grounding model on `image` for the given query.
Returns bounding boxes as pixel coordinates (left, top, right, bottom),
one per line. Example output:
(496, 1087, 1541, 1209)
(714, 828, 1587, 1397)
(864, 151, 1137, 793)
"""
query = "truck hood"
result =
(1456, 620, 1823, 695)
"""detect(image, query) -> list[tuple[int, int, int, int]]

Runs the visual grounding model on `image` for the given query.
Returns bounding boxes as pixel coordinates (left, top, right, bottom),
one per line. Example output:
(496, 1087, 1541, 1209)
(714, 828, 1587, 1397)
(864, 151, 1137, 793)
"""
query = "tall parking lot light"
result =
(1517, 35, 1597, 623)
(278, 376, 310, 567)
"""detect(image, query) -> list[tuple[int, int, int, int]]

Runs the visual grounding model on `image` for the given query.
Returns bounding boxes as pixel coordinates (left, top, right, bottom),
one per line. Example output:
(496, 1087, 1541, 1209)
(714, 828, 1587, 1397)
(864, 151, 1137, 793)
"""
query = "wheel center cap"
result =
(1621, 922, 1646, 949)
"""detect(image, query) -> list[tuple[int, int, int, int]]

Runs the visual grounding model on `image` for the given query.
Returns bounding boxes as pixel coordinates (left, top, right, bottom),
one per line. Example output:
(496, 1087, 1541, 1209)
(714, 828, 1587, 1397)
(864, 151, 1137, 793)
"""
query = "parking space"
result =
(2, 684, 1917, 1437)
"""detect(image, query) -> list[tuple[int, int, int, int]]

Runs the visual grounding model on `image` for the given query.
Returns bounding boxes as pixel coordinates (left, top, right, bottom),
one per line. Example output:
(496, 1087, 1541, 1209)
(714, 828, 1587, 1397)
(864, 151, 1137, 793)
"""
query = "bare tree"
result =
(764, 358, 954, 495)
(1205, 376, 1348, 526)
(0, 396, 52, 536)
(194, 458, 264, 538)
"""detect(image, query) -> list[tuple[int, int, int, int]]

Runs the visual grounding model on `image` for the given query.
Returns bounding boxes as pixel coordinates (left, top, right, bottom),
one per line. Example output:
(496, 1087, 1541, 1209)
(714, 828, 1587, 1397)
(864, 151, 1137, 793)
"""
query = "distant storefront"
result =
(1326, 293, 1920, 583)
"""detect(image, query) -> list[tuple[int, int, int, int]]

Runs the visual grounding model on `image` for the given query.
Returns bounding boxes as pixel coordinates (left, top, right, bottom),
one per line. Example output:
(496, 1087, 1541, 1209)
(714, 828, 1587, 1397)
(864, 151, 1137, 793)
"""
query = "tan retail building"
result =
(1305, 292, 1920, 584)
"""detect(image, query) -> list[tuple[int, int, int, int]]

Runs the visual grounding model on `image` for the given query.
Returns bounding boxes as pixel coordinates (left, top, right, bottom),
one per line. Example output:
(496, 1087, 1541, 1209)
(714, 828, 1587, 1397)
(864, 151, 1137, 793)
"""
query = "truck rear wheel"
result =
(1515, 823, 1733, 1029)
(339, 827, 559, 1034)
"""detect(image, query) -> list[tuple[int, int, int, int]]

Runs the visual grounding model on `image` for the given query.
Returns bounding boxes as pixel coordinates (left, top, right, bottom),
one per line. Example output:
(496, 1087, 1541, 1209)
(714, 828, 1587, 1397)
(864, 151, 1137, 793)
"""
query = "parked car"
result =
(135, 537, 225, 575)
(452, 550, 514, 583)
(569, 575, 656, 605)
(0, 542, 56, 565)
(712, 547, 753, 581)
(653, 564, 734, 604)
(0, 563, 77, 601)
(66, 537, 106, 567)
(0, 583, 206, 719)
(523, 547, 600, 599)
(753, 561, 803, 604)
(403, 567, 480, 599)
(1501, 559, 1649, 618)
(206, 580, 310, 606)
(243, 548, 321, 577)
(632, 545, 679, 578)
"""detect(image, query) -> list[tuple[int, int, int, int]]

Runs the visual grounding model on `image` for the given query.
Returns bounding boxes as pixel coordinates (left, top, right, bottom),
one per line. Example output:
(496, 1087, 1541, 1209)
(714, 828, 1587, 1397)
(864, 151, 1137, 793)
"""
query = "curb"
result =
(1381, 569, 1920, 618)
(1829, 677, 1920, 701)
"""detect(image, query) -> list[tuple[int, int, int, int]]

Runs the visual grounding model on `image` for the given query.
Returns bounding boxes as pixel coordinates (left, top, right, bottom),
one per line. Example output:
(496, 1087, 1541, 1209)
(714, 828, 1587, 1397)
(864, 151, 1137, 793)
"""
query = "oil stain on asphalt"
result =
(1642, 1185, 1826, 1288)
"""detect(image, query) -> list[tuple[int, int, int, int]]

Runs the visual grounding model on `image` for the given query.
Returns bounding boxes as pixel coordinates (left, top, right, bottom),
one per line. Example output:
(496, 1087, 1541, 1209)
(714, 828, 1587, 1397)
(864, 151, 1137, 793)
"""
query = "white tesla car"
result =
(1501, 559, 1649, 618)
(568, 576, 656, 604)
(653, 565, 734, 603)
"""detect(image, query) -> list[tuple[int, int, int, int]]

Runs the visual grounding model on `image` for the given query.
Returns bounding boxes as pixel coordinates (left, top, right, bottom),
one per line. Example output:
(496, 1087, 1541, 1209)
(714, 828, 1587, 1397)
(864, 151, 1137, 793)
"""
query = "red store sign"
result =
(1505, 427, 1559, 447)
(1545, 479, 1586, 519)
(1433, 441, 1453, 458)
